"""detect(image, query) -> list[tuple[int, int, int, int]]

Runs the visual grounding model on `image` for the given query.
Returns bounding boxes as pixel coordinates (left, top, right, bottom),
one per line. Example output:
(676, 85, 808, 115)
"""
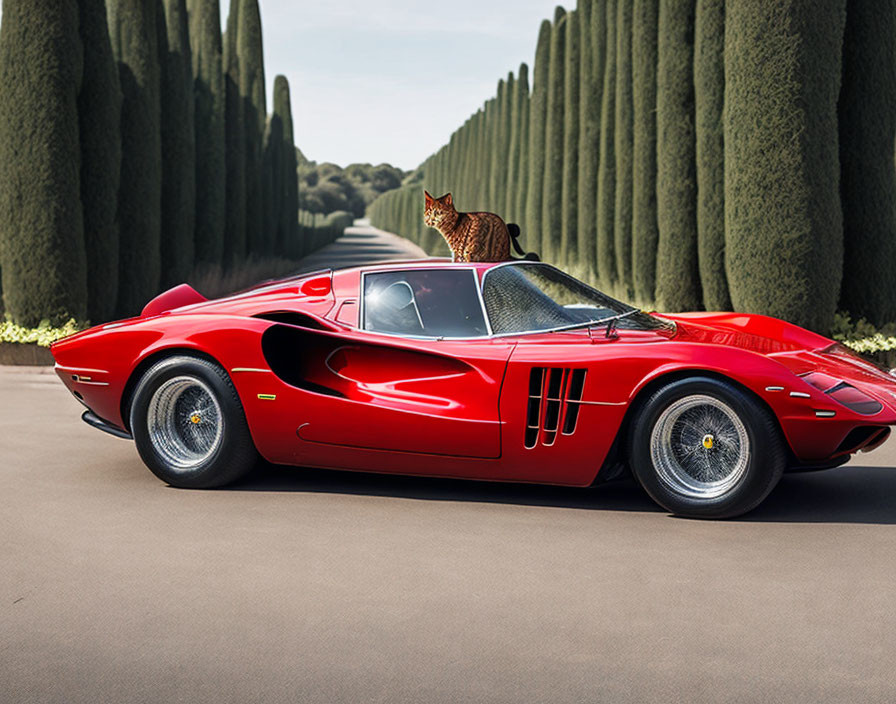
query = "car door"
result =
(292, 267, 513, 459)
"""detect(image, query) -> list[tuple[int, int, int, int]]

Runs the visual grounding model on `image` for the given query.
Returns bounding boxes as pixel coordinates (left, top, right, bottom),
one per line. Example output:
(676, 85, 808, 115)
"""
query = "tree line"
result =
(368, 0, 896, 334)
(0, 0, 331, 328)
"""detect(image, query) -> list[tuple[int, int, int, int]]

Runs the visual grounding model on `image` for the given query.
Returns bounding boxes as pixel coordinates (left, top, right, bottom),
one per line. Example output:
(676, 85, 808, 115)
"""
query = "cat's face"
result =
(423, 191, 455, 228)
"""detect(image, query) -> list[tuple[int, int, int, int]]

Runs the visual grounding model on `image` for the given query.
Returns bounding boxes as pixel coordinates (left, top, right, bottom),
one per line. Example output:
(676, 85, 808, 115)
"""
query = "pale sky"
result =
(0, 1, 563, 171)
(243, 0, 564, 170)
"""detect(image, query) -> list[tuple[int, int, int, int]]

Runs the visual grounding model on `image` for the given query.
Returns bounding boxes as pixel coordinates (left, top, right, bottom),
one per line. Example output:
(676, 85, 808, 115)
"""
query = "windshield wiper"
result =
(589, 309, 640, 337)
(550, 309, 640, 335)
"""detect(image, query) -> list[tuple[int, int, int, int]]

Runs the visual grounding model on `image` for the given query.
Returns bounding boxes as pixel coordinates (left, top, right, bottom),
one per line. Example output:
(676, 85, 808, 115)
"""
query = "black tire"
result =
(129, 355, 259, 488)
(627, 376, 786, 518)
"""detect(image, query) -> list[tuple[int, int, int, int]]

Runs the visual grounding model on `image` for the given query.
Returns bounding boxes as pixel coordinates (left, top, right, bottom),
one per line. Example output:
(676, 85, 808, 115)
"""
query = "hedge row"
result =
(0, 0, 321, 327)
(368, 0, 896, 333)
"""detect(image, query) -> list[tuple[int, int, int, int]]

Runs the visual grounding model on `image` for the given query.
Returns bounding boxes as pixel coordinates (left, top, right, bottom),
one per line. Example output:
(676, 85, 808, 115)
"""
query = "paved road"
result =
(2, 364, 896, 703)
(292, 220, 429, 274)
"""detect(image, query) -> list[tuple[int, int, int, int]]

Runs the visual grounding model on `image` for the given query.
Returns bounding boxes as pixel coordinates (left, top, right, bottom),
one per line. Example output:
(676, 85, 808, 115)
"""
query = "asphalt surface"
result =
(3, 228, 896, 703)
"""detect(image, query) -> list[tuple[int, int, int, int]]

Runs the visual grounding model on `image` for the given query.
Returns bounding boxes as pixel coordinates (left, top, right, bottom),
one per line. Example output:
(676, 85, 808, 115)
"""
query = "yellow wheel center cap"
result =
(702, 434, 714, 450)
(190, 414, 201, 425)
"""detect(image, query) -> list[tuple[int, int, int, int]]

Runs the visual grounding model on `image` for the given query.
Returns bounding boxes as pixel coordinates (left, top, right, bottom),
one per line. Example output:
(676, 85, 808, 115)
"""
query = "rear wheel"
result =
(628, 377, 786, 518)
(129, 355, 258, 488)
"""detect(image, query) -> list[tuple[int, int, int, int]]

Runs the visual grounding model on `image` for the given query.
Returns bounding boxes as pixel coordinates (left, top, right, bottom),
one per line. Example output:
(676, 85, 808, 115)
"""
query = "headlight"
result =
(801, 372, 883, 415)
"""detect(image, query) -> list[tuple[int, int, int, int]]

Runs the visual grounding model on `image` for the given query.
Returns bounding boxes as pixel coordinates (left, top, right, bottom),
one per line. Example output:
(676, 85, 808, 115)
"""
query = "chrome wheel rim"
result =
(147, 376, 223, 471)
(650, 394, 750, 499)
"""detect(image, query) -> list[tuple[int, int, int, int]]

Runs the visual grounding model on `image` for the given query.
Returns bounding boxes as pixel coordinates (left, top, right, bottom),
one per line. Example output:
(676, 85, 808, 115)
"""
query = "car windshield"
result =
(481, 262, 674, 335)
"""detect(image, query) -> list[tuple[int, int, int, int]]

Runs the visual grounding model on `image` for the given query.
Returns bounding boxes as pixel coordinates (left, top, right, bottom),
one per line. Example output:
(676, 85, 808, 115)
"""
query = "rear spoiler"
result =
(141, 283, 207, 317)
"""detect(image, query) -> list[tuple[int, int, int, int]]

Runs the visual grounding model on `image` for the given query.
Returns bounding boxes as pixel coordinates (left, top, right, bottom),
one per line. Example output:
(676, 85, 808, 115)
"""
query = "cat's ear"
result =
(443, 193, 453, 206)
(424, 190, 433, 203)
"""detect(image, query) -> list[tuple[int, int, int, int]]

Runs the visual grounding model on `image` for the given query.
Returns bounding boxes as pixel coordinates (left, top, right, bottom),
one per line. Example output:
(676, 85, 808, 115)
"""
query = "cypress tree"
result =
(273, 76, 298, 258)
(613, 0, 634, 297)
(560, 10, 580, 266)
(525, 20, 552, 257)
(654, 0, 700, 312)
(498, 72, 513, 217)
(694, 0, 729, 311)
(725, 1, 845, 332)
(577, 0, 604, 284)
(159, 0, 196, 288)
(108, 0, 162, 318)
(596, 0, 617, 288)
(505, 71, 520, 220)
(631, 0, 659, 305)
(189, 0, 226, 267)
(238, 0, 267, 255)
(838, 0, 896, 326)
(0, 0, 88, 327)
(514, 64, 531, 234)
(79, 0, 122, 324)
(541, 7, 566, 264)
(223, 0, 246, 267)
(262, 115, 281, 257)
(489, 80, 506, 209)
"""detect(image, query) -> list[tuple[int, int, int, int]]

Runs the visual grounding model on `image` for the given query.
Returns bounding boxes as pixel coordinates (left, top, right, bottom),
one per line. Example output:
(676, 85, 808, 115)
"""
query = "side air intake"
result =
(524, 367, 587, 448)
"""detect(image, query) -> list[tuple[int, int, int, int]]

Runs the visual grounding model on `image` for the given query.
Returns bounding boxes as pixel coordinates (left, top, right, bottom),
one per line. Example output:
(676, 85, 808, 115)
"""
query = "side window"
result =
(363, 270, 488, 338)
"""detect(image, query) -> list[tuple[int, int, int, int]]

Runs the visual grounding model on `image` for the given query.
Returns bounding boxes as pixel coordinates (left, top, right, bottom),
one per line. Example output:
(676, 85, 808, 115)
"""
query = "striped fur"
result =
(423, 191, 512, 262)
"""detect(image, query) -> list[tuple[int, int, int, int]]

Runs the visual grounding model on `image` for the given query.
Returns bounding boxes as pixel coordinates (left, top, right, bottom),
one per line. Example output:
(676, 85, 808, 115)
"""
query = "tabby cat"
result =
(423, 191, 535, 262)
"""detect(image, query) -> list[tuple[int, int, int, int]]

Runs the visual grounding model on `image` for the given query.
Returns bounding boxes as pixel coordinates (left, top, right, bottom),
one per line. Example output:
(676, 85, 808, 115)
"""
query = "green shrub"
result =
(0, 318, 82, 347)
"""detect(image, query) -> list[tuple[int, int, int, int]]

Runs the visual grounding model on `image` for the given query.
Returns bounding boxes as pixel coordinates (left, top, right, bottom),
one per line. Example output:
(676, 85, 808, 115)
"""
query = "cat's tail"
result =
(507, 223, 541, 262)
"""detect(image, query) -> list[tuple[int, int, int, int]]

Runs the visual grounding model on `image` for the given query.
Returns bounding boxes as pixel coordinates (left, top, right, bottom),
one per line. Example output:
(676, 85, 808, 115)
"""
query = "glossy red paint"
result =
(52, 260, 896, 485)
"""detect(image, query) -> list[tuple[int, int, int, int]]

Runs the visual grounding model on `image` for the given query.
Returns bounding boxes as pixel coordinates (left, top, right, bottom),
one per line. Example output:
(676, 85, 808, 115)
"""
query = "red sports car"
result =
(52, 259, 896, 518)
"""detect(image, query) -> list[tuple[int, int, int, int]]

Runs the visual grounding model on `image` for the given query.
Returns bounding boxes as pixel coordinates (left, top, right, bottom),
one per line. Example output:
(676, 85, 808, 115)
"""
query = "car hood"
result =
(661, 311, 833, 355)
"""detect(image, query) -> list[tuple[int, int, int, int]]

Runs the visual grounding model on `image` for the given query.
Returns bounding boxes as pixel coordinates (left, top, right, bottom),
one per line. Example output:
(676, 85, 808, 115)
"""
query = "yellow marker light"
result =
(257, 394, 276, 401)
(702, 434, 714, 450)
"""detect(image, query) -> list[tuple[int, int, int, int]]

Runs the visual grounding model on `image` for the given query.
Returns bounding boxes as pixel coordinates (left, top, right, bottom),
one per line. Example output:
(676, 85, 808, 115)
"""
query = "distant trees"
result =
(300, 161, 405, 219)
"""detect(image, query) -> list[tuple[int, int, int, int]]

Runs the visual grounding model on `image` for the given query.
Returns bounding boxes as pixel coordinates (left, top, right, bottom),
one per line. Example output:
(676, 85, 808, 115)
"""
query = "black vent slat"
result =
(524, 367, 586, 447)
(525, 367, 544, 448)
(562, 369, 587, 435)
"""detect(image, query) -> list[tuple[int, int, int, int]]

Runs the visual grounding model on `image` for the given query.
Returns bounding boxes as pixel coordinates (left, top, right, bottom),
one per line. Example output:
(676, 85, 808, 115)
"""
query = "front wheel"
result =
(129, 355, 259, 488)
(628, 377, 786, 518)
